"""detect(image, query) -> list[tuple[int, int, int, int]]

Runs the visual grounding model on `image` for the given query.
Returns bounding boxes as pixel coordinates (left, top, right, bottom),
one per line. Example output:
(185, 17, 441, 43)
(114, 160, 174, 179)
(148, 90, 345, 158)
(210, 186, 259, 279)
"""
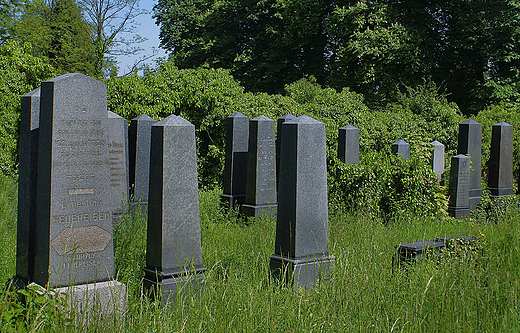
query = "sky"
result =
(116, 0, 167, 76)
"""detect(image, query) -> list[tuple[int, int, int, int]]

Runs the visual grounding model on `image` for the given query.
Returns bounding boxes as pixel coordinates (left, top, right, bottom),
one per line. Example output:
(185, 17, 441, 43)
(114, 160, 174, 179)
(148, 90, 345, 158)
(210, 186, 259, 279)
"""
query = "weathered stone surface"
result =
(221, 112, 249, 208)
(270, 115, 334, 289)
(241, 115, 277, 218)
(432, 140, 445, 180)
(107, 111, 129, 218)
(457, 119, 482, 210)
(392, 139, 410, 159)
(128, 114, 155, 203)
(276, 114, 296, 190)
(488, 122, 514, 197)
(448, 154, 470, 219)
(338, 125, 359, 165)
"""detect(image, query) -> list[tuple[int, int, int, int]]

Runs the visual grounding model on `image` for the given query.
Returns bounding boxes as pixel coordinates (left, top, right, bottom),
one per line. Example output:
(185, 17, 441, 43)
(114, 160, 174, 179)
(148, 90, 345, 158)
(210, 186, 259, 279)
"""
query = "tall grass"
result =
(1, 175, 520, 331)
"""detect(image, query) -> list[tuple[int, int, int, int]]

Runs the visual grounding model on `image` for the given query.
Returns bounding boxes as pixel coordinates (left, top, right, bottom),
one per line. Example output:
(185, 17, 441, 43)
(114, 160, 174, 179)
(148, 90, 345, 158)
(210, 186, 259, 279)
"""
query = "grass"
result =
(1, 173, 520, 332)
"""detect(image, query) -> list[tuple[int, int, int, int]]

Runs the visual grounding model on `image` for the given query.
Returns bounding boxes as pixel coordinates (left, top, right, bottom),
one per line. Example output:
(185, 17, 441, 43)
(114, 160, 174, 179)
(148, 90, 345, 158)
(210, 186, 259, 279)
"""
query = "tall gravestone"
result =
(128, 114, 155, 204)
(107, 111, 129, 220)
(276, 114, 296, 190)
(448, 154, 470, 219)
(457, 119, 482, 210)
(338, 125, 360, 165)
(431, 140, 445, 180)
(392, 139, 410, 159)
(488, 122, 514, 197)
(270, 115, 334, 289)
(241, 116, 277, 218)
(221, 112, 249, 208)
(15, 88, 40, 286)
(143, 115, 206, 303)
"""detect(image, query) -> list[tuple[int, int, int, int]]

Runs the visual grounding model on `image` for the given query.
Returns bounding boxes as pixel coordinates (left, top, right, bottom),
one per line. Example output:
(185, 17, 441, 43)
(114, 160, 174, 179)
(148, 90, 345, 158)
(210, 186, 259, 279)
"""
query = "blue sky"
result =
(116, 0, 167, 75)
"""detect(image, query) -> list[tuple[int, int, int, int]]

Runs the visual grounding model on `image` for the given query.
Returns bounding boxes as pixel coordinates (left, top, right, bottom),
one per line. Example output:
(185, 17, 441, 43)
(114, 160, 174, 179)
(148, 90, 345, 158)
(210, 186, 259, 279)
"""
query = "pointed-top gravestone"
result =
(129, 114, 156, 204)
(431, 140, 445, 180)
(338, 125, 359, 165)
(448, 154, 470, 218)
(488, 122, 513, 197)
(276, 114, 296, 190)
(241, 115, 277, 217)
(457, 119, 482, 210)
(144, 115, 206, 303)
(221, 112, 249, 208)
(270, 115, 334, 289)
(107, 111, 129, 220)
(392, 139, 410, 159)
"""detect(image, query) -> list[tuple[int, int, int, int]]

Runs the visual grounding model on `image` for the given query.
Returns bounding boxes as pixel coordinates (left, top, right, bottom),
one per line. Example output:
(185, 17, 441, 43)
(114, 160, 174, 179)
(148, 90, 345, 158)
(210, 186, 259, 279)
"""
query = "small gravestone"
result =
(488, 122, 514, 197)
(143, 115, 206, 303)
(241, 115, 277, 218)
(338, 125, 359, 165)
(34, 73, 125, 313)
(15, 88, 40, 286)
(392, 139, 410, 159)
(221, 112, 249, 208)
(270, 115, 334, 289)
(431, 140, 445, 180)
(457, 119, 482, 210)
(107, 111, 129, 220)
(128, 114, 156, 204)
(276, 114, 296, 190)
(448, 154, 470, 219)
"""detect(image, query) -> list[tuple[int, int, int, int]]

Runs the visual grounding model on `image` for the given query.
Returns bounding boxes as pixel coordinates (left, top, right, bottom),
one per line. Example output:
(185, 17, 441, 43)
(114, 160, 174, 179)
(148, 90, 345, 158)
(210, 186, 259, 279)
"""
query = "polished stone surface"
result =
(432, 140, 445, 180)
(392, 139, 410, 160)
(338, 125, 359, 165)
(448, 154, 470, 219)
(457, 119, 482, 210)
(128, 114, 155, 203)
(488, 122, 514, 197)
(107, 111, 129, 218)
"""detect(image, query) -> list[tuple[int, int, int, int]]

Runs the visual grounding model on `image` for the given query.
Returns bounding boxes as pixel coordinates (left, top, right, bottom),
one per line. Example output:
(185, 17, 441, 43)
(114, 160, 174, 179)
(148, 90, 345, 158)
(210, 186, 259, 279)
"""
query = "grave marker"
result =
(129, 114, 155, 203)
(276, 114, 296, 190)
(392, 139, 410, 159)
(432, 140, 445, 180)
(107, 111, 129, 220)
(338, 125, 359, 165)
(488, 122, 514, 197)
(457, 119, 482, 210)
(448, 154, 470, 219)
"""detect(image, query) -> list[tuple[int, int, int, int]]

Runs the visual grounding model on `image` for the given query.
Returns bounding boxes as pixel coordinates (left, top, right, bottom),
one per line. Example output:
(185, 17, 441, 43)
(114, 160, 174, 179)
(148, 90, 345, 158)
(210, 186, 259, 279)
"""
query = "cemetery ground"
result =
(1, 174, 520, 332)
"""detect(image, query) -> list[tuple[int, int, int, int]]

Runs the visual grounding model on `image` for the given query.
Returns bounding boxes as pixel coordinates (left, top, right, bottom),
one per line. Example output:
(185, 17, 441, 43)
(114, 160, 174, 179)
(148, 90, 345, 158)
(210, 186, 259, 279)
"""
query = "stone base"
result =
(220, 194, 245, 209)
(240, 203, 277, 218)
(269, 253, 334, 289)
(489, 187, 514, 197)
(448, 206, 470, 219)
(143, 265, 206, 305)
(468, 188, 482, 210)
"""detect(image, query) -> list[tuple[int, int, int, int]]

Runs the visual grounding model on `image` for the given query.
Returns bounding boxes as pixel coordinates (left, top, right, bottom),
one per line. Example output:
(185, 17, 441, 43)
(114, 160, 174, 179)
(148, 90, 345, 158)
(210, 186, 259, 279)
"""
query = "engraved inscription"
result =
(64, 252, 101, 269)
(69, 188, 94, 195)
(50, 225, 112, 255)
(62, 198, 102, 209)
(67, 173, 95, 182)
(53, 211, 111, 224)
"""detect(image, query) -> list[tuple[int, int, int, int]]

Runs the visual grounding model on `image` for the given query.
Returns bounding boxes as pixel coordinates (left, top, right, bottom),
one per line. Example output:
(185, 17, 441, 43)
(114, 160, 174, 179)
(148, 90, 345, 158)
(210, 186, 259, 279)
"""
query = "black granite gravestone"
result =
(270, 115, 334, 289)
(448, 154, 470, 219)
(276, 114, 296, 190)
(488, 122, 514, 197)
(107, 111, 129, 220)
(432, 140, 445, 180)
(392, 139, 410, 159)
(338, 125, 360, 165)
(241, 116, 277, 217)
(143, 115, 206, 303)
(129, 114, 155, 203)
(457, 119, 482, 210)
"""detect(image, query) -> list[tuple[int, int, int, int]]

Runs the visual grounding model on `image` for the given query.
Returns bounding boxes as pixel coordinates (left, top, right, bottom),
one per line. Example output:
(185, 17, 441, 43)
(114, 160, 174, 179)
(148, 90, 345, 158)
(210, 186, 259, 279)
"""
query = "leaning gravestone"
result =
(128, 114, 156, 204)
(221, 112, 249, 208)
(392, 139, 410, 159)
(448, 154, 470, 219)
(34, 73, 124, 312)
(107, 111, 129, 220)
(143, 115, 206, 303)
(338, 125, 360, 165)
(15, 88, 40, 286)
(457, 119, 482, 210)
(241, 116, 277, 217)
(488, 122, 514, 197)
(276, 114, 296, 190)
(431, 140, 445, 180)
(270, 115, 334, 289)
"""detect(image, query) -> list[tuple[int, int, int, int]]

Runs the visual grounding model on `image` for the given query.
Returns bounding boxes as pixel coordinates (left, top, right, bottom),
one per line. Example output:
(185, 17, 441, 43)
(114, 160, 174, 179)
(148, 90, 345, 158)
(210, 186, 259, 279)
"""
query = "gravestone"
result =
(457, 119, 482, 210)
(107, 111, 129, 220)
(392, 139, 410, 159)
(270, 115, 334, 289)
(431, 140, 445, 180)
(15, 88, 40, 286)
(33, 73, 124, 312)
(337, 125, 360, 165)
(143, 115, 206, 303)
(241, 116, 277, 218)
(448, 154, 470, 219)
(276, 114, 296, 190)
(488, 122, 514, 197)
(221, 112, 249, 208)
(128, 114, 156, 203)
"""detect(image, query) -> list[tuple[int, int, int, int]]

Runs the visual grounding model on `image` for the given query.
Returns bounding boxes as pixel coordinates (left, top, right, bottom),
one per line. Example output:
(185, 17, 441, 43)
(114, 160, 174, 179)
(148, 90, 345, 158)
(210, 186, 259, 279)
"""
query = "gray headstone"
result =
(457, 119, 482, 210)
(338, 125, 360, 165)
(448, 154, 470, 219)
(241, 115, 277, 217)
(221, 112, 249, 208)
(34, 73, 114, 287)
(276, 114, 296, 190)
(488, 122, 514, 197)
(15, 88, 40, 284)
(432, 140, 445, 180)
(143, 115, 206, 303)
(270, 115, 334, 289)
(107, 111, 129, 219)
(392, 139, 410, 159)
(128, 114, 156, 203)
